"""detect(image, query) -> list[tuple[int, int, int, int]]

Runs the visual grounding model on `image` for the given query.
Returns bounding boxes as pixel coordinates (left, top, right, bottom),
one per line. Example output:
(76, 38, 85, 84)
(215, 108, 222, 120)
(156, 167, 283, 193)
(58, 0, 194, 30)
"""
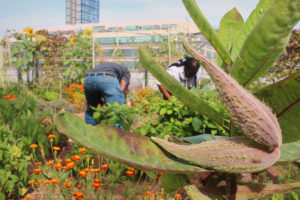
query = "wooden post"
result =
(60, 80, 62, 100)
(92, 31, 95, 68)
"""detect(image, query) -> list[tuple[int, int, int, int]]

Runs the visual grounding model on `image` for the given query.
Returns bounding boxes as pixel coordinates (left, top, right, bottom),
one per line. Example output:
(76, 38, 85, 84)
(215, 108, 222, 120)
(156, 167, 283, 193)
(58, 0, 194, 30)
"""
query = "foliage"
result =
(0, 126, 31, 200)
(92, 102, 143, 132)
(263, 29, 300, 84)
(62, 34, 94, 82)
(135, 95, 228, 138)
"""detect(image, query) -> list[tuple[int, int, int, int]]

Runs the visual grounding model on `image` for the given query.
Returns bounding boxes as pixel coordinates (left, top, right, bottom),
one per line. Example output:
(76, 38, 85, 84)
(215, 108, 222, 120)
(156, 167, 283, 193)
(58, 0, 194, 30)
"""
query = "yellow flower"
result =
(83, 28, 93, 36)
(24, 27, 34, 36)
(70, 37, 77, 45)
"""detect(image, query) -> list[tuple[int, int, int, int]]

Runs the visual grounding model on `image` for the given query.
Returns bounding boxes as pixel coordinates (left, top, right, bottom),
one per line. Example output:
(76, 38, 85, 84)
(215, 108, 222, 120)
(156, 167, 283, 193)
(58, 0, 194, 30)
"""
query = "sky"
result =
(0, 0, 299, 36)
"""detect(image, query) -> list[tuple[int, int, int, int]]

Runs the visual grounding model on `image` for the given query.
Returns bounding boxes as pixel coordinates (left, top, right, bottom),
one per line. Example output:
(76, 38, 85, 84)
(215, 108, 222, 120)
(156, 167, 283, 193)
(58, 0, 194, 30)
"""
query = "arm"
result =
(157, 84, 171, 100)
(120, 79, 128, 97)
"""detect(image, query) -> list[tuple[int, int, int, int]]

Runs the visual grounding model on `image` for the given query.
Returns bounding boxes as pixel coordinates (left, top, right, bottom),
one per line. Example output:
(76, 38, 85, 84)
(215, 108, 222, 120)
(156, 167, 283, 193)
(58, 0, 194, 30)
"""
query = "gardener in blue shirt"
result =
(84, 62, 130, 126)
(157, 56, 201, 100)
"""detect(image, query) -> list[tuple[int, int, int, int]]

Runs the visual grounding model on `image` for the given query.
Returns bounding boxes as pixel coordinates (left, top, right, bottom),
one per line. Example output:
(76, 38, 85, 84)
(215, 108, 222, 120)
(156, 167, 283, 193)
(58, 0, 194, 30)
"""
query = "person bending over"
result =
(157, 56, 201, 100)
(84, 62, 130, 126)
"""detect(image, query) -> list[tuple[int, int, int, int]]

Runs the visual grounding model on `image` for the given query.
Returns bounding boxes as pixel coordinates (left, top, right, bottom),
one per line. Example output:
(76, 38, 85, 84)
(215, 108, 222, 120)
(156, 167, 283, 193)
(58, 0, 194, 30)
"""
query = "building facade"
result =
(49, 18, 216, 70)
(66, 0, 100, 25)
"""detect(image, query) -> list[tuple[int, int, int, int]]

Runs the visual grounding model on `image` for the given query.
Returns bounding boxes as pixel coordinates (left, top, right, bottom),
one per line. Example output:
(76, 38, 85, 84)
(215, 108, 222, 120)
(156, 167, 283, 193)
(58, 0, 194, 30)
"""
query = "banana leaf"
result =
(217, 8, 244, 70)
(231, 0, 274, 61)
(55, 112, 207, 173)
(182, 0, 231, 67)
(231, 0, 300, 87)
(278, 140, 300, 162)
(255, 71, 300, 143)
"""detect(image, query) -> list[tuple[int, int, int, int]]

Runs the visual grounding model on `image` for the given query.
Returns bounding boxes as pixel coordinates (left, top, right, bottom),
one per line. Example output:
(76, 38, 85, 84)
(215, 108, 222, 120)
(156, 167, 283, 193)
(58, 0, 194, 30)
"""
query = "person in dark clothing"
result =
(84, 62, 130, 126)
(157, 56, 201, 100)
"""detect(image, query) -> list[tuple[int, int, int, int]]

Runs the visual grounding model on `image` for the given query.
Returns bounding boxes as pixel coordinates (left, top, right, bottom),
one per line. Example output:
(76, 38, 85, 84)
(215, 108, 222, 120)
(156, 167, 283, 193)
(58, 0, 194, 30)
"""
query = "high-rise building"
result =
(66, 0, 100, 25)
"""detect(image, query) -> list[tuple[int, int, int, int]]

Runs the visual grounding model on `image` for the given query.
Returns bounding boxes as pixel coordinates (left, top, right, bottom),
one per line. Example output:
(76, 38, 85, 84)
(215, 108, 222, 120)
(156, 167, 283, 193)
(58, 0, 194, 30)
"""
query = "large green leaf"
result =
(160, 173, 191, 193)
(231, 0, 274, 61)
(182, 0, 231, 67)
(231, 0, 300, 86)
(217, 8, 244, 69)
(255, 71, 300, 143)
(55, 112, 206, 173)
(138, 46, 225, 128)
(278, 140, 300, 162)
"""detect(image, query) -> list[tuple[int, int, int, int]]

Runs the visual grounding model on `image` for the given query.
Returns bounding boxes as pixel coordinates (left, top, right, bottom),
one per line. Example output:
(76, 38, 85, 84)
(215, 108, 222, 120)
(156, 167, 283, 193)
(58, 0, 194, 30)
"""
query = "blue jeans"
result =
(84, 75, 125, 126)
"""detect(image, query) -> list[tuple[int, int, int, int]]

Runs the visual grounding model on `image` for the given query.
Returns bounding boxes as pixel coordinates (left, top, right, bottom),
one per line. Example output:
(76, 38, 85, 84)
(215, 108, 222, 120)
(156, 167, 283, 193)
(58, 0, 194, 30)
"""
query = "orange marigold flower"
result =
(76, 184, 83, 189)
(63, 166, 68, 170)
(34, 162, 41, 166)
(125, 170, 134, 177)
(94, 178, 101, 184)
(129, 168, 136, 172)
(51, 178, 59, 185)
(73, 192, 84, 199)
(23, 196, 32, 200)
(28, 180, 35, 185)
(36, 180, 43, 185)
(47, 160, 54, 165)
(90, 168, 101, 173)
(58, 159, 63, 163)
(65, 158, 72, 163)
(33, 169, 42, 174)
(48, 134, 56, 139)
(67, 162, 76, 169)
(101, 164, 109, 170)
(79, 148, 86, 154)
(44, 180, 50, 184)
(54, 163, 63, 169)
(158, 198, 165, 200)
(175, 194, 182, 200)
(78, 170, 86, 177)
(63, 182, 70, 189)
(84, 168, 90, 172)
(53, 146, 61, 151)
(158, 172, 163, 176)
(92, 183, 101, 190)
(40, 145, 44, 149)
(29, 144, 38, 149)
(72, 155, 81, 162)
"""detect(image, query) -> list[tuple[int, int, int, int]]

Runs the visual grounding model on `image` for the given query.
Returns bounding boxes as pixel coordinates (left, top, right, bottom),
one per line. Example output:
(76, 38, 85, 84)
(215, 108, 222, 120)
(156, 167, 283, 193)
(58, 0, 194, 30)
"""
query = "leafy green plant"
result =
(0, 126, 31, 200)
(55, 0, 300, 199)
(92, 102, 143, 131)
(135, 96, 228, 138)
